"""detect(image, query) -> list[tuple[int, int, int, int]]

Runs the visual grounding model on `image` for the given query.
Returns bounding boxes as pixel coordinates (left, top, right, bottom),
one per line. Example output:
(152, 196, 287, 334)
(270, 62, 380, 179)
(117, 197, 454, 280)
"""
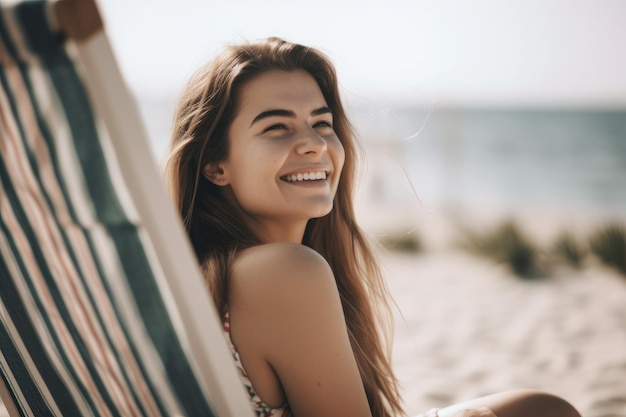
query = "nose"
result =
(295, 127, 327, 156)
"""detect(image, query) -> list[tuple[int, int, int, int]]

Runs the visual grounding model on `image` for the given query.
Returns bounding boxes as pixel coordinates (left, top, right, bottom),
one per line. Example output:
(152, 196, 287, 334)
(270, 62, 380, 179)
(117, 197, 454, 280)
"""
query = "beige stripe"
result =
(89, 226, 185, 416)
(0, 22, 114, 416)
(0, 253, 39, 417)
(0, 183, 91, 417)
(0, 139, 111, 417)
(78, 30, 254, 417)
(27, 61, 165, 417)
(3, 5, 214, 417)
(3, 11, 167, 416)
(20, 41, 147, 415)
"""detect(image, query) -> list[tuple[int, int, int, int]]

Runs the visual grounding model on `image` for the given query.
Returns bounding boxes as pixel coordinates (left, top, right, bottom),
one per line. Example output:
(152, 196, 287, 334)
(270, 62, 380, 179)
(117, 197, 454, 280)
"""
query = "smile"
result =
(281, 171, 327, 182)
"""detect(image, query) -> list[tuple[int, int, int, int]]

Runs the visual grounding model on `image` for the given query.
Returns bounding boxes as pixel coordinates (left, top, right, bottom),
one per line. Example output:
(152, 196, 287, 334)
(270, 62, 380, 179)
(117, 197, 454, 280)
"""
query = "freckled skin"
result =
(209, 70, 345, 244)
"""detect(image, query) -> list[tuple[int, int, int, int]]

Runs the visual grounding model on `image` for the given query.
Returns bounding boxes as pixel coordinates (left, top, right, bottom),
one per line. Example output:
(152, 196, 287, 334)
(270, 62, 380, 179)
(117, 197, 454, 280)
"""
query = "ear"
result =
(202, 163, 229, 186)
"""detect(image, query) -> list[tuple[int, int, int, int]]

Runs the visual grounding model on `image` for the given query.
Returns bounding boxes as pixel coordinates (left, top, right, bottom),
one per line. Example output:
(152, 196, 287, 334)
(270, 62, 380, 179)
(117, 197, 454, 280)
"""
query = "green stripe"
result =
(109, 226, 217, 416)
(1, 4, 128, 416)
(16, 3, 217, 415)
(0, 140, 114, 417)
(0, 261, 58, 417)
(3, 1, 218, 416)
(2, 4, 169, 415)
(0, 252, 76, 417)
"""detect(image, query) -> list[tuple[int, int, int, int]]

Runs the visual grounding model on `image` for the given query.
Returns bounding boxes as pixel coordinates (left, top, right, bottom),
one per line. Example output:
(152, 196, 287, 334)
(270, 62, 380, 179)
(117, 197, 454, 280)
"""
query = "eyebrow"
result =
(250, 106, 332, 127)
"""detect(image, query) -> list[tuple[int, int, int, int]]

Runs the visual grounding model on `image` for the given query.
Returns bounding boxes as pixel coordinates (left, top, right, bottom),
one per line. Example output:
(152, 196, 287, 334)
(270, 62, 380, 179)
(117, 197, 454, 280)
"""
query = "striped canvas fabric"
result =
(0, 2, 234, 416)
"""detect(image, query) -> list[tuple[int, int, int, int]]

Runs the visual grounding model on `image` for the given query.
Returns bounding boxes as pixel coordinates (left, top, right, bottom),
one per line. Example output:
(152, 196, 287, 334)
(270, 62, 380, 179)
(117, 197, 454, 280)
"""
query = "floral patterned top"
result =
(223, 312, 292, 417)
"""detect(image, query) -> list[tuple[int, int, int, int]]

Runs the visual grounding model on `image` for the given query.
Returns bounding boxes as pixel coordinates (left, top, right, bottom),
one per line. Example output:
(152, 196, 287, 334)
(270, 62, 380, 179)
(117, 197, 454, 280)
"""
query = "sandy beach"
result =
(362, 202, 626, 417)
(0, 201, 626, 417)
(1, 211, 624, 417)
(1, 183, 623, 417)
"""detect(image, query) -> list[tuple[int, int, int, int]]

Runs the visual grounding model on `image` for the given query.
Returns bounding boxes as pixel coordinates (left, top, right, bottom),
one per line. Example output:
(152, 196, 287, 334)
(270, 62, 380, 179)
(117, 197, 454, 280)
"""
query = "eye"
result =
(263, 123, 287, 132)
(314, 120, 333, 129)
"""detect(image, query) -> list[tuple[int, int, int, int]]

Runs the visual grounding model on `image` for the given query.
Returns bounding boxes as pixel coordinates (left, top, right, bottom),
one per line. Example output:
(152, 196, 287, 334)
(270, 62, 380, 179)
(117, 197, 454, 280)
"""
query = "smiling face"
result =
(205, 69, 345, 243)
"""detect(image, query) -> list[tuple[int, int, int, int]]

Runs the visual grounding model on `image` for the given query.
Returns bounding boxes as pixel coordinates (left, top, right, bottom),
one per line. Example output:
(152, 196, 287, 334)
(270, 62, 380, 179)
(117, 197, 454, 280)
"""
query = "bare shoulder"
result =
(229, 243, 338, 312)
(232, 242, 332, 280)
(228, 242, 371, 416)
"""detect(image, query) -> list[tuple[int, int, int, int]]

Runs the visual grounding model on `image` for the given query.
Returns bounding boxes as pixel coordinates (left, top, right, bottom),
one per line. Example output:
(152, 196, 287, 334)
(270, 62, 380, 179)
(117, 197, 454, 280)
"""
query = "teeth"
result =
(284, 171, 327, 182)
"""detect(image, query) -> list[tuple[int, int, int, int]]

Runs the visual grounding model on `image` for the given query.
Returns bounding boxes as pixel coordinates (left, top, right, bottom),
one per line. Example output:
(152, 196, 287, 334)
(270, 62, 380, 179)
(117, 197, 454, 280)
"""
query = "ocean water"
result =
(351, 106, 626, 215)
(138, 95, 626, 216)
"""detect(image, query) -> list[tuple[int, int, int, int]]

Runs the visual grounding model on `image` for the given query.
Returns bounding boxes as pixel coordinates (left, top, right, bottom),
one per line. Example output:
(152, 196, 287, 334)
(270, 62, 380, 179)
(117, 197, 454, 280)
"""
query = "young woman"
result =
(164, 37, 581, 417)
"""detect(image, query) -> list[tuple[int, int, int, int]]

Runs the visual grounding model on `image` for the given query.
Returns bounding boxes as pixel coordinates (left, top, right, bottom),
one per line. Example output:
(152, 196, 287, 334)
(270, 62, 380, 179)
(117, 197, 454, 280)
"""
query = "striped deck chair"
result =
(0, 0, 252, 416)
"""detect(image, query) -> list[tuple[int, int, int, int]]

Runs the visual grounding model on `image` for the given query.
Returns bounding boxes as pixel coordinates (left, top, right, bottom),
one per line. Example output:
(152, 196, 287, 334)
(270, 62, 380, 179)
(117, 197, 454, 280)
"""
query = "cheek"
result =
(228, 146, 283, 189)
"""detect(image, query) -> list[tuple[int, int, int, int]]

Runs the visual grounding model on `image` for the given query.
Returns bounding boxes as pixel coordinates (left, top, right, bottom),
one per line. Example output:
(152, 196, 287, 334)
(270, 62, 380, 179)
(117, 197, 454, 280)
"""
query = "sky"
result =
(98, 0, 626, 107)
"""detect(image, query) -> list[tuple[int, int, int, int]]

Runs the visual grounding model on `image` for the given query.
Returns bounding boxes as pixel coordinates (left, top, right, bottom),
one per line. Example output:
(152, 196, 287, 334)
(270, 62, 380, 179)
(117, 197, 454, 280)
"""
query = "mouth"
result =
(280, 170, 328, 183)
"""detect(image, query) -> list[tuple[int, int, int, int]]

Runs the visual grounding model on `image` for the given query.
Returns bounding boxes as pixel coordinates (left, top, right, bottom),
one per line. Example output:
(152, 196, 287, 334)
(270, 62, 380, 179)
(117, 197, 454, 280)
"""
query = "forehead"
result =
(235, 70, 328, 116)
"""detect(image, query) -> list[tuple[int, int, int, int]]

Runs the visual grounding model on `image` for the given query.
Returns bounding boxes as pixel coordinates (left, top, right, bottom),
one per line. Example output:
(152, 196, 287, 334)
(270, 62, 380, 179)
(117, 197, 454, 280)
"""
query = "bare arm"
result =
(228, 243, 373, 417)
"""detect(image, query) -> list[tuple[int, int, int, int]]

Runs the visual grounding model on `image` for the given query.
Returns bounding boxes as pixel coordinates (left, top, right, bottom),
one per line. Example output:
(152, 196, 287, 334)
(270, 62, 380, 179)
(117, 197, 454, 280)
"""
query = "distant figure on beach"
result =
(165, 37, 581, 417)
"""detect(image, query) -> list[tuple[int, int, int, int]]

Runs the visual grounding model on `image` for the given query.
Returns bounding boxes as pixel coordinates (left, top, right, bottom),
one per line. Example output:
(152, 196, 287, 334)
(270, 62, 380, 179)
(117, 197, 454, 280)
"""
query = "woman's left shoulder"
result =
(237, 242, 329, 266)
(230, 242, 333, 291)
(228, 243, 371, 417)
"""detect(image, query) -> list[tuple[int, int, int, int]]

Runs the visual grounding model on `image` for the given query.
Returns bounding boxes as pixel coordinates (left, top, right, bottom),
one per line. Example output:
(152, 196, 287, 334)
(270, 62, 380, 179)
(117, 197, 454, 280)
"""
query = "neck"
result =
(247, 217, 308, 245)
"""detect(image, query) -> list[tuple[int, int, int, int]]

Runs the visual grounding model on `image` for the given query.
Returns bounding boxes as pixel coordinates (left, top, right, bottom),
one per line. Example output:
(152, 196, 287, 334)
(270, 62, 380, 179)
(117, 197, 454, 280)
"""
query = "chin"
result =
(308, 204, 334, 219)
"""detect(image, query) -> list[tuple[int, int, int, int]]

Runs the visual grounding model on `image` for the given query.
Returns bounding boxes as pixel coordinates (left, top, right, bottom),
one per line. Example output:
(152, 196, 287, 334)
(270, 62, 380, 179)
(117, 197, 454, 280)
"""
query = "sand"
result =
(1, 203, 624, 417)
(362, 202, 626, 417)
(386, 251, 626, 417)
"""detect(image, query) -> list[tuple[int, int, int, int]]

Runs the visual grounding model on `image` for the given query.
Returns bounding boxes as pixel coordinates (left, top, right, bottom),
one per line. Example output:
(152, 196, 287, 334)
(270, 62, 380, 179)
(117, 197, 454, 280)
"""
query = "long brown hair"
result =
(164, 37, 404, 417)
